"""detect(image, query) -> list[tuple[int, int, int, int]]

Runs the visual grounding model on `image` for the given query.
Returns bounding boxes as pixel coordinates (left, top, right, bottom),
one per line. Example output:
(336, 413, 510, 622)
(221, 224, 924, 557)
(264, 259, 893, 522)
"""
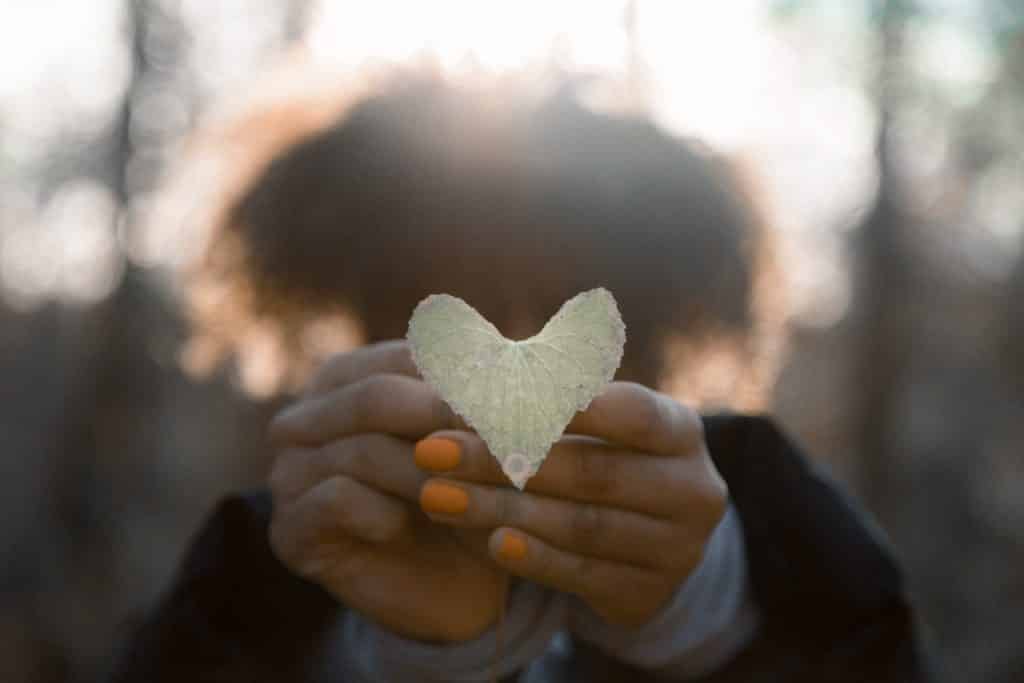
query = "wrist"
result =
(570, 504, 760, 678)
(332, 580, 570, 682)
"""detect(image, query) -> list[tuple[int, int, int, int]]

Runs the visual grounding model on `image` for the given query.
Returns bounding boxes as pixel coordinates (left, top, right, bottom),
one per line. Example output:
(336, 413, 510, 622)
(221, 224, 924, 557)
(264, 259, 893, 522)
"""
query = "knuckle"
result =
(268, 449, 304, 502)
(313, 477, 350, 521)
(694, 467, 729, 527)
(572, 449, 617, 499)
(360, 503, 405, 545)
(675, 402, 705, 453)
(331, 474, 360, 501)
(309, 354, 347, 394)
(497, 490, 525, 526)
(707, 479, 729, 522)
(301, 545, 353, 583)
(660, 470, 697, 521)
(654, 394, 688, 453)
(641, 391, 701, 455)
(268, 517, 299, 567)
(270, 480, 368, 585)
(628, 386, 665, 443)
(376, 505, 409, 543)
(662, 459, 726, 524)
(570, 555, 600, 595)
(268, 462, 290, 502)
(385, 340, 415, 372)
(309, 490, 335, 525)
(569, 504, 605, 545)
(344, 435, 375, 476)
(352, 377, 384, 425)
(528, 540, 554, 580)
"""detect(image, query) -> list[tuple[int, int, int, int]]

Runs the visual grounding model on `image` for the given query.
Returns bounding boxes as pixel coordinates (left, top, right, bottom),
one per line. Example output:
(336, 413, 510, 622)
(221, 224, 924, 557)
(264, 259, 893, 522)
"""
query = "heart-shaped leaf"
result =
(407, 288, 626, 488)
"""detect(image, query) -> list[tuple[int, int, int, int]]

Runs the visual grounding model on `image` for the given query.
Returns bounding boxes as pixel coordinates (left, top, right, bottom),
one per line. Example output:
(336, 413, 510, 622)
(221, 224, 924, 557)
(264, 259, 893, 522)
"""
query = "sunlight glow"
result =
(307, 0, 628, 73)
(6, 0, 989, 329)
(301, 0, 875, 327)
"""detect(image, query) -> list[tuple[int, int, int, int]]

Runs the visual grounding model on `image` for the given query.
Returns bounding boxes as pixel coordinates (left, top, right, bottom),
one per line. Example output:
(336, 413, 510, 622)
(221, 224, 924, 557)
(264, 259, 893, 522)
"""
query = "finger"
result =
(269, 373, 468, 446)
(415, 431, 713, 518)
(270, 475, 409, 578)
(488, 528, 673, 626)
(419, 479, 700, 572)
(566, 382, 704, 456)
(270, 434, 429, 506)
(306, 340, 420, 397)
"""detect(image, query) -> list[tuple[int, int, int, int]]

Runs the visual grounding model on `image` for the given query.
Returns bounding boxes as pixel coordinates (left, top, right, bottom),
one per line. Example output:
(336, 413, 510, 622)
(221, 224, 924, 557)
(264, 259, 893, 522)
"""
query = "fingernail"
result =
(497, 531, 528, 562)
(414, 438, 461, 471)
(420, 481, 469, 516)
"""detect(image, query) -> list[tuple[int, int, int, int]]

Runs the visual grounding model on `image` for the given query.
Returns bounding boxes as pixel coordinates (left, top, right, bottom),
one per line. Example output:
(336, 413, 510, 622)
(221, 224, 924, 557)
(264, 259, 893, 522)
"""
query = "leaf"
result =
(407, 288, 626, 488)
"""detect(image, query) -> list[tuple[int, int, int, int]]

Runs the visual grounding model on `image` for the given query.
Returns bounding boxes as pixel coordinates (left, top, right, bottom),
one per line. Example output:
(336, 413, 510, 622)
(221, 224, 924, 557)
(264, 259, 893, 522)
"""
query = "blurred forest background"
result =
(1, 1, 1023, 681)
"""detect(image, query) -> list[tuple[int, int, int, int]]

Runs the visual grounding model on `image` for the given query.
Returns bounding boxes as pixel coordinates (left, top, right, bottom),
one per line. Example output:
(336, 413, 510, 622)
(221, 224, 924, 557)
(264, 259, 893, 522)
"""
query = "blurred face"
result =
(377, 224, 662, 387)
(188, 85, 768, 402)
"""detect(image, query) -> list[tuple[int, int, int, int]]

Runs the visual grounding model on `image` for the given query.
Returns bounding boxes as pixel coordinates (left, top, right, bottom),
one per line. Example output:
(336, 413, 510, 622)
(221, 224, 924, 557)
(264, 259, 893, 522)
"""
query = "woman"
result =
(112, 74, 930, 682)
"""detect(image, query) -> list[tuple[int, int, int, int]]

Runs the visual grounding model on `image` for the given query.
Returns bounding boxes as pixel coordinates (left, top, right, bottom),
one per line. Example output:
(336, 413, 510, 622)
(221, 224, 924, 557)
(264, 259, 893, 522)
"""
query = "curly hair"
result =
(167, 68, 786, 406)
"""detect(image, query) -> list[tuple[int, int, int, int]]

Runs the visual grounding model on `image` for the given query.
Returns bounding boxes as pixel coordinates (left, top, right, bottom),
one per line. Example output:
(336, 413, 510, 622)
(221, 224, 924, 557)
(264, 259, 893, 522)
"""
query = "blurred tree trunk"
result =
(1005, 252, 1024, 395)
(39, 3, 152, 681)
(849, 0, 915, 523)
(39, 2, 314, 678)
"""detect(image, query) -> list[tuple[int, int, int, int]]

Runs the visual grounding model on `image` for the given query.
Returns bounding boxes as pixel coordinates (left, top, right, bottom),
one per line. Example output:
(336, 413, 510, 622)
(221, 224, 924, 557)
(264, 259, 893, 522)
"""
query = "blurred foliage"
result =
(768, 2, 1024, 681)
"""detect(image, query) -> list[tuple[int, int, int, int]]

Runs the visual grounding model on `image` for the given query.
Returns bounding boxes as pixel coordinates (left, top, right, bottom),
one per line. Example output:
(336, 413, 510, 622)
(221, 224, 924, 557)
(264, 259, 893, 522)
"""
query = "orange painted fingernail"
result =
(498, 531, 528, 562)
(415, 438, 461, 471)
(420, 480, 469, 515)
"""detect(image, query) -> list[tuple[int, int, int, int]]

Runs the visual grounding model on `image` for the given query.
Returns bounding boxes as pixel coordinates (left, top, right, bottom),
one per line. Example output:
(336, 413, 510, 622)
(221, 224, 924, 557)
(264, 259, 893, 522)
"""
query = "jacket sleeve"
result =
(109, 492, 343, 683)
(108, 492, 527, 683)
(565, 413, 933, 683)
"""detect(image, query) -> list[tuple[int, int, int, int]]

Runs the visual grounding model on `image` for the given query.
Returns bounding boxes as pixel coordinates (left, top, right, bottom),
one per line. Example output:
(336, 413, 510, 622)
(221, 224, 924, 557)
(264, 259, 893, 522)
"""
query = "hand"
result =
(413, 382, 728, 626)
(266, 341, 507, 644)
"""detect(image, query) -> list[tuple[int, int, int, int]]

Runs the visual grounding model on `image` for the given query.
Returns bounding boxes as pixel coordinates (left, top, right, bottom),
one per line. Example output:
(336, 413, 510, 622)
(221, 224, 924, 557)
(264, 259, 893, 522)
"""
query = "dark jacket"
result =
(110, 414, 932, 682)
